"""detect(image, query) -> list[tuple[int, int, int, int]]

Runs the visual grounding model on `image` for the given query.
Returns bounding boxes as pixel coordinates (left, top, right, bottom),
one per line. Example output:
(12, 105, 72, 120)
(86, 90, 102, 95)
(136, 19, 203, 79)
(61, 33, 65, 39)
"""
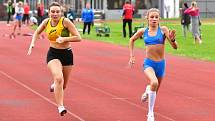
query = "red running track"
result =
(0, 23, 215, 121)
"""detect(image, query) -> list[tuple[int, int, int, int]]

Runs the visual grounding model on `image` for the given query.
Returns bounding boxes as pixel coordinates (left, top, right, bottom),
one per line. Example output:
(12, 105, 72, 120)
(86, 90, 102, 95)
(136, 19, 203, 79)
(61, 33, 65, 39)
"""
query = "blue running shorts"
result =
(143, 58, 166, 78)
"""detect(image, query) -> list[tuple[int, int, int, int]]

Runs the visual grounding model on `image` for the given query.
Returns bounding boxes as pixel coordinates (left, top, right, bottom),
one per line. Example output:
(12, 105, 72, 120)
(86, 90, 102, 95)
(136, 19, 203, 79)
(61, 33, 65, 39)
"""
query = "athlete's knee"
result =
(54, 75, 64, 85)
(150, 81, 159, 91)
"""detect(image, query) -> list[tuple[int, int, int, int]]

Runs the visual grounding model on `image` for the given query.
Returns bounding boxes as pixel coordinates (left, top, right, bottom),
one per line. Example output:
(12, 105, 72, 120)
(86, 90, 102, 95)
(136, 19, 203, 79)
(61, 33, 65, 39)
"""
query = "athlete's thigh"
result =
(47, 59, 63, 77)
(18, 20, 22, 25)
(14, 20, 19, 25)
(144, 67, 158, 83)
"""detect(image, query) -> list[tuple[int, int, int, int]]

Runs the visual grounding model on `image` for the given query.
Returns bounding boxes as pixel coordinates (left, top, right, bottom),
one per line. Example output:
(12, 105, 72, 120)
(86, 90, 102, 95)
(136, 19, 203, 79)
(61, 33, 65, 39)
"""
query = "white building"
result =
(0, 0, 183, 20)
(162, 0, 179, 18)
(92, 0, 180, 19)
(39, 0, 180, 19)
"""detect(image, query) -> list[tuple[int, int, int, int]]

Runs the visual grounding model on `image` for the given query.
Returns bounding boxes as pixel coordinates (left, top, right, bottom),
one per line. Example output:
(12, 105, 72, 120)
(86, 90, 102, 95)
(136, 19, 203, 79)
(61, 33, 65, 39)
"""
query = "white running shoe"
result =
(147, 113, 155, 121)
(141, 85, 150, 102)
(50, 83, 55, 92)
(58, 106, 67, 116)
(10, 33, 15, 39)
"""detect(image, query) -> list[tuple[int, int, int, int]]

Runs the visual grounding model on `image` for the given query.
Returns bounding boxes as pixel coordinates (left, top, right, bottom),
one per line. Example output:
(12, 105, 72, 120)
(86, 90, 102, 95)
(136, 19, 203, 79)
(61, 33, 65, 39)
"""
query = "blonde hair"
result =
(191, 1, 197, 7)
(145, 8, 160, 19)
(18, 1, 23, 6)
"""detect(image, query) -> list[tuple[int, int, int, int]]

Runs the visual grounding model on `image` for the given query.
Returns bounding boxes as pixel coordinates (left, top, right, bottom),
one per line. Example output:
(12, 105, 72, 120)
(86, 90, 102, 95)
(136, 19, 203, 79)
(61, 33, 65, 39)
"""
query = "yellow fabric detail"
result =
(45, 17, 69, 42)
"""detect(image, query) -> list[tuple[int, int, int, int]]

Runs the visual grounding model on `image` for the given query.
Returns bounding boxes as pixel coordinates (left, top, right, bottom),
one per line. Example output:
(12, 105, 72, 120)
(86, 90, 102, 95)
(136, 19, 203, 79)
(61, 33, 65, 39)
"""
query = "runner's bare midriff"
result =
(50, 42, 71, 49)
(145, 44, 165, 61)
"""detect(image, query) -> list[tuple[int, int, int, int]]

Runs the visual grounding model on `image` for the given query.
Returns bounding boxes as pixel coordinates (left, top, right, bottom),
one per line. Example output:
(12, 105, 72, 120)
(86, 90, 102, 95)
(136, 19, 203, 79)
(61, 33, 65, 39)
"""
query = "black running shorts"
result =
(47, 47, 73, 66)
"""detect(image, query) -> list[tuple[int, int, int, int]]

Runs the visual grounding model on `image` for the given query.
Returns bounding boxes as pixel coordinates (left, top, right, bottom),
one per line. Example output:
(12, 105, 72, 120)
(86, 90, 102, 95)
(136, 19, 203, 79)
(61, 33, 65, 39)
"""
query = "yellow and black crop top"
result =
(45, 17, 70, 42)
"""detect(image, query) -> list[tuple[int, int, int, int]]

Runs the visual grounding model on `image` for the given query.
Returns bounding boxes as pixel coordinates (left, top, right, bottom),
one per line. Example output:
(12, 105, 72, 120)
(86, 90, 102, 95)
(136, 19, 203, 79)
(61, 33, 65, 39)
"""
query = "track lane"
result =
(0, 23, 215, 121)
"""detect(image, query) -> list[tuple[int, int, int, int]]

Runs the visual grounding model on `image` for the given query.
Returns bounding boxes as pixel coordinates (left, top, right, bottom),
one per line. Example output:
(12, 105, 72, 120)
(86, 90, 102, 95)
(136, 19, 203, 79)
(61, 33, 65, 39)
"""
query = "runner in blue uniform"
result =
(128, 8, 178, 121)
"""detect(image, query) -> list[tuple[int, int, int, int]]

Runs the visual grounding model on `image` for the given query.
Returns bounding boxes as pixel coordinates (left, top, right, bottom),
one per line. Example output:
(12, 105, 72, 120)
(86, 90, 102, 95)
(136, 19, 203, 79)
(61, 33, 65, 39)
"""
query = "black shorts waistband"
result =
(49, 47, 72, 52)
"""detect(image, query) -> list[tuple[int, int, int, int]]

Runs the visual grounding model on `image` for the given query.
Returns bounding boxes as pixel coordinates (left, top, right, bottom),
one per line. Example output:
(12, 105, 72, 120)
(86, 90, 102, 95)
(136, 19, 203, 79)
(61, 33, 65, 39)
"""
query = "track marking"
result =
(73, 79, 175, 121)
(112, 98, 128, 100)
(0, 70, 85, 121)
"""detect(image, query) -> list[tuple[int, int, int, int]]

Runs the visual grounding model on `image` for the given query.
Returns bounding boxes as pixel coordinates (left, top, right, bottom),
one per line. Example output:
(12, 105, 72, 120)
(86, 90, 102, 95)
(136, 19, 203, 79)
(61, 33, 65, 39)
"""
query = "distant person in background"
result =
(81, 3, 94, 35)
(30, 15, 38, 26)
(22, 2, 30, 25)
(67, 7, 76, 23)
(184, 1, 202, 44)
(10, 1, 24, 38)
(122, 0, 134, 38)
(6, 0, 14, 25)
(37, 3, 44, 25)
(181, 2, 190, 39)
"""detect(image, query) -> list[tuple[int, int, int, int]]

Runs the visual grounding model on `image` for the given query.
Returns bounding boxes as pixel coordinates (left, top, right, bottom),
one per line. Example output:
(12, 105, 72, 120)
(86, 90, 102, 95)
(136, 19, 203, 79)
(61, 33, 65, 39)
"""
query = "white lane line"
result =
(73, 80, 175, 121)
(0, 70, 85, 121)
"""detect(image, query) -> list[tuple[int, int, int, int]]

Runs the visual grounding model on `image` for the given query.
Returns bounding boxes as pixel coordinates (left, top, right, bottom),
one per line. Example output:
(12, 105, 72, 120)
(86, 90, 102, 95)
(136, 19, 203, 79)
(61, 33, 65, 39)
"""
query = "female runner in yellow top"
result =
(27, 2, 81, 116)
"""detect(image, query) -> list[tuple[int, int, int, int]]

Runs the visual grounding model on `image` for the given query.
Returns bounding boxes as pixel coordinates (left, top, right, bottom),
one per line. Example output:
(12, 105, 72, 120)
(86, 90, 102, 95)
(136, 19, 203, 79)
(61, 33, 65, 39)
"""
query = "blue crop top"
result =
(143, 27, 165, 46)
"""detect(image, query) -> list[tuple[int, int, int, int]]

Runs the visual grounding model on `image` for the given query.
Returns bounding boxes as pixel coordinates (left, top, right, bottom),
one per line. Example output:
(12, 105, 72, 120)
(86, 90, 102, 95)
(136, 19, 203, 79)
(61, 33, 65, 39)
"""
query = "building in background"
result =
(1, 0, 215, 20)
(163, 0, 179, 18)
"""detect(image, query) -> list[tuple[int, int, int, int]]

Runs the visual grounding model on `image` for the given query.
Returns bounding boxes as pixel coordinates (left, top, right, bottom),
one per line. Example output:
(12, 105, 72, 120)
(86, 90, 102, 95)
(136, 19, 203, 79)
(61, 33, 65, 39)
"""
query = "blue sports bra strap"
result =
(157, 26, 163, 35)
(144, 27, 148, 36)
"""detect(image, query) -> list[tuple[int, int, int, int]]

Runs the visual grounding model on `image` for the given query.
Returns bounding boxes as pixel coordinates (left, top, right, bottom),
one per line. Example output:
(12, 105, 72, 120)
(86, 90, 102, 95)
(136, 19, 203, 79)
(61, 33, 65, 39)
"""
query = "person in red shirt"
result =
(122, 0, 134, 38)
(23, 2, 30, 25)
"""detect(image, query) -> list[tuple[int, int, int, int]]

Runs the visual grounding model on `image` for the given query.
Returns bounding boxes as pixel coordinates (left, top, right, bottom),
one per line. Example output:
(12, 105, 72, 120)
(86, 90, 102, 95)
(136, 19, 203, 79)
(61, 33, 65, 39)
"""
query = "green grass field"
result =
(79, 19, 215, 62)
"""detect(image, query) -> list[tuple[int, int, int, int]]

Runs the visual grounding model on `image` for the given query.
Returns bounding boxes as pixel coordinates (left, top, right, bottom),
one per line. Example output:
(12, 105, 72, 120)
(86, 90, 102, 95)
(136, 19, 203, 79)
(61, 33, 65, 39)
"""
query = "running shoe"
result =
(58, 106, 67, 116)
(141, 85, 150, 102)
(147, 113, 155, 121)
(50, 83, 55, 92)
(10, 33, 15, 39)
